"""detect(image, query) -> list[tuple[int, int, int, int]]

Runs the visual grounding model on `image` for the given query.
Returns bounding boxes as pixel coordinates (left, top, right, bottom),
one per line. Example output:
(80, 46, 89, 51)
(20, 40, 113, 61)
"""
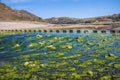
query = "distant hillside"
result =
(46, 14, 120, 24)
(0, 2, 42, 21)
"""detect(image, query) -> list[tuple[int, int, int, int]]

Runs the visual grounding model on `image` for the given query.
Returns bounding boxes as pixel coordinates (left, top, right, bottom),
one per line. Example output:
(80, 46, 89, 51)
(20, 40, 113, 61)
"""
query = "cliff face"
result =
(0, 2, 42, 21)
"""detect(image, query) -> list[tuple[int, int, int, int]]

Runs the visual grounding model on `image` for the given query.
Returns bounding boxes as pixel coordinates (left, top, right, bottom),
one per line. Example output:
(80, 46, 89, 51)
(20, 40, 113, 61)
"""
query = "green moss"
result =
(28, 43, 38, 48)
(93, 59, 105, 64)
(100, 75, 111, 80)
(55, 52, 64, 57)
(70, 73, 81, 79)
(0, 32, 120, 80)
(105, 54, 118, 60)
(87, 71, 93, 76)
(76, 36, 83, 42)
(36, 34, 43, 38)
(60, 43, 72, 50)
(46, 45, 56, 50)
(114, 64, 120, 69)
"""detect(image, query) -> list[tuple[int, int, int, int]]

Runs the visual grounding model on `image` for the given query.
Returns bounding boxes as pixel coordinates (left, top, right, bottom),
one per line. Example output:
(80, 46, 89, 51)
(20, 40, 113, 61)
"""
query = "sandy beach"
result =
(0, 21, 120, 30)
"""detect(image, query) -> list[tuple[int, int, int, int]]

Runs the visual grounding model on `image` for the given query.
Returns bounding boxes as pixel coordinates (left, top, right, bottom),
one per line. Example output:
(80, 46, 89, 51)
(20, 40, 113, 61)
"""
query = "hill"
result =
(46, 14, 120, 24)
(0, 2, 42, 21)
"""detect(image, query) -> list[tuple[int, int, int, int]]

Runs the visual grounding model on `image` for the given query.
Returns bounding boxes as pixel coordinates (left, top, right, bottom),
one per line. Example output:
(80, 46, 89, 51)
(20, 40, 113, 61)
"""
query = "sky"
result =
(1, 0, 120, 19)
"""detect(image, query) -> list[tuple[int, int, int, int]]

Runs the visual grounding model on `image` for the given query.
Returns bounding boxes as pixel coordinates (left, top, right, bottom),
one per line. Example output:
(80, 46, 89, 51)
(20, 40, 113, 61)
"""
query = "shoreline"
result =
(0, 21, 120, 30)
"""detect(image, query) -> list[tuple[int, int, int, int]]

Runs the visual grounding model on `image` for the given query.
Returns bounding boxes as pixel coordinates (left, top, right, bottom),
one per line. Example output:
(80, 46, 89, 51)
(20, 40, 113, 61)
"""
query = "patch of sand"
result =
(0, 21, 120, 30)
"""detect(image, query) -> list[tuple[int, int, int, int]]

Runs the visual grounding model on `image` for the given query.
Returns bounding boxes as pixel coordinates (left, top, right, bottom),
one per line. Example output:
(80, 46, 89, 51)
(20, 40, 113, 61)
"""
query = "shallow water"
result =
(0, 32, 119, 59)
(0, 32, 120, 80)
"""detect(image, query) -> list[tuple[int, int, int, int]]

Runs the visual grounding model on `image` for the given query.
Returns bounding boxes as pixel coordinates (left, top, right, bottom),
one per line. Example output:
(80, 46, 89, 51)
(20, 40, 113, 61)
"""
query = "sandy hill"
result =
(0, 2, 42, 21)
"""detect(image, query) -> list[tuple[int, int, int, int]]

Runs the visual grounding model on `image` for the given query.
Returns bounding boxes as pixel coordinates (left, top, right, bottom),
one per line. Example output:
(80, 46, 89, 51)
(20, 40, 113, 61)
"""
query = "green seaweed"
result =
(0, 31, 120, 80)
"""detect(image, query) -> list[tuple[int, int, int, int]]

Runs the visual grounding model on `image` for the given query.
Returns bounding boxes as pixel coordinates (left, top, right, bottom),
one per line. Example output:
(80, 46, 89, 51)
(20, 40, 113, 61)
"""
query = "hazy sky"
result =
(2, 0, 120, 19)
